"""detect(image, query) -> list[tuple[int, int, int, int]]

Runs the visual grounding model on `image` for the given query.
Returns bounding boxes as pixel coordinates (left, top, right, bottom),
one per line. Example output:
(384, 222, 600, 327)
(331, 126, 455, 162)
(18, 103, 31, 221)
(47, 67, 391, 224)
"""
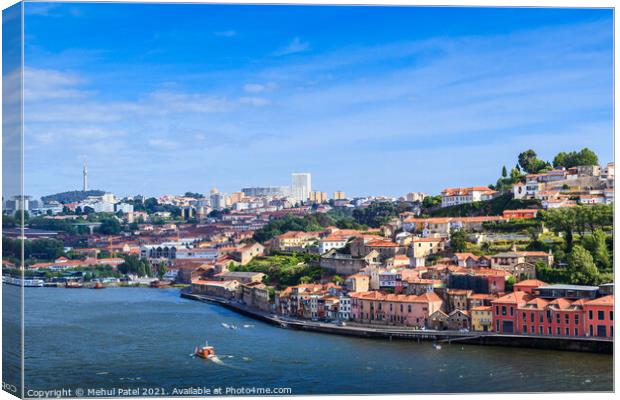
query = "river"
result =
(2, 285, 613, 395)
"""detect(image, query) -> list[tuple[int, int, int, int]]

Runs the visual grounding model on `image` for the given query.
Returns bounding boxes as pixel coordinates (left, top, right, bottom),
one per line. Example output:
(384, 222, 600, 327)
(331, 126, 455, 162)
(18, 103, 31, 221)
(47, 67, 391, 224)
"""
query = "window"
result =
(565, 314, 569, 324)
(589, 310, 593, 320)
(598, 311, 605, 321)
(501, 306, 506, 316)
(496, 306, 499, 315)
(531, 326, 535, 334)
(548, 327, 552, 335)
(539, 326, 543, 335)
(557, 327, 561, 335)
(408, 305, 412, 313)
(522, 325, 527, 334)
(530, 313, 534, 323)
(565, 328, 569, 336)
(556, 314, 560, 323)
(522, 312, 526, 321)
(510, 307, 513, 316)
(539, 313, 544, 323)
(496, 321, 500, 331)
(574, 314, 579, 323)
(574, 328, 578, 336)
(610, 311, 614, 321)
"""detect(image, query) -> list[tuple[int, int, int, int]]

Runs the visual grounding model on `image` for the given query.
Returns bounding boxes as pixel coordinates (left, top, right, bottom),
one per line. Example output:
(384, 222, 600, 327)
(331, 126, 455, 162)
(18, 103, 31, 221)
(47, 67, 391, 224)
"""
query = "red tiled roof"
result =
(492, 291, 533, 305)
(585, 295, 614, 306)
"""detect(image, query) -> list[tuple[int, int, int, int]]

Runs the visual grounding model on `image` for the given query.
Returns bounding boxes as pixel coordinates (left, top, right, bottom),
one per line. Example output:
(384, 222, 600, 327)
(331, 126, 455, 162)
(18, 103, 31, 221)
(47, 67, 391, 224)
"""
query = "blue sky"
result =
(22, 3, 613, 199)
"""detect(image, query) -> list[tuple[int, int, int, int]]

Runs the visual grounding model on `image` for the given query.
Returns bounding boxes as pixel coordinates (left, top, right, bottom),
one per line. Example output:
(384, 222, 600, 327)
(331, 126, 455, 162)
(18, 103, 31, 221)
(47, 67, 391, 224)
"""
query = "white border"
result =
(0, 2, 616, 400)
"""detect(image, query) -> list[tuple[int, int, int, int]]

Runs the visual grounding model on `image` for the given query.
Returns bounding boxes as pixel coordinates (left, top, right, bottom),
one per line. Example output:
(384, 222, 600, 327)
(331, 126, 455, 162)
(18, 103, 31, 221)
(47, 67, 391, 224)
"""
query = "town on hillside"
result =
(2, 148, 614, 339)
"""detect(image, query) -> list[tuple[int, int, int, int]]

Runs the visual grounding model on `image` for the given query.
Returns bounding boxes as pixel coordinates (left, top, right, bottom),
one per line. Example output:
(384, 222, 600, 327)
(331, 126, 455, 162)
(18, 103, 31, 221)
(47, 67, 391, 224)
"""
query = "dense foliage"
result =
(252, 211, 371, 243)
(518, 150, 552, 174)
(2, 237, 65, 262)
(539, 204, 613, 250)
(553, 148, 599, 169)
(41, 190, 106, 204)
(117, 255, 152, 277)
(352, 201, 413, 228)
(430, 193, 541, 217)
(229, 253, 322, 289)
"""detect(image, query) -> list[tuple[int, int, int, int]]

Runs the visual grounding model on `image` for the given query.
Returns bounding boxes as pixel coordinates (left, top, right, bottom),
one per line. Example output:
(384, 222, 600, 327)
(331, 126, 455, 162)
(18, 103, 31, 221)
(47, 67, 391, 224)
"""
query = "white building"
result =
(91, 201, 115, 213)
(405, 192, 427, 202)
(291, 172, 312, 203)
(440, 187, 497, 207)
(338, 295, 351, 320)
(318, 236, 349, 254)
(115, 203, 134, 214)
(209, 188, 227, 210)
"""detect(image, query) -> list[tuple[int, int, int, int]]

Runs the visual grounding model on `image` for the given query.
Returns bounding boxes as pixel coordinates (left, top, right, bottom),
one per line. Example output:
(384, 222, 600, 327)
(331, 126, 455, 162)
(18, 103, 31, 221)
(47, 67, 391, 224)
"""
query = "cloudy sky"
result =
(22, 3, 613, 199)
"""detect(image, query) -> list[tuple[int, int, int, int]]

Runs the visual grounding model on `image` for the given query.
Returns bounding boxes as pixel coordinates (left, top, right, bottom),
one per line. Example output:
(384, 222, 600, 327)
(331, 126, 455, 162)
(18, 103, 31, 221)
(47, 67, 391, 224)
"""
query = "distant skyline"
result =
(22, 3, 613, 199)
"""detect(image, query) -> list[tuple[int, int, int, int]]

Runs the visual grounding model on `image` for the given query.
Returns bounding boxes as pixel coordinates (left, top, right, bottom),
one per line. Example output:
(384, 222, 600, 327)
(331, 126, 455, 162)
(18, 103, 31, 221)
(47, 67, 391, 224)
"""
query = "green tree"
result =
(422, 195, 442, 208)
(567, 245, 599, 285)
(505, 276, 516, 292)
(518, 149, 551, 174)
(540, 207, 576, 252)
(582, 229, 611, 271)
(156, 262, 168, 279)
(450, 229, 468, 252)
(553, 148, 599, 169)
(97, 218, 122, 235)
(501, 165, 508, 178)
(118, 255, 151, 277)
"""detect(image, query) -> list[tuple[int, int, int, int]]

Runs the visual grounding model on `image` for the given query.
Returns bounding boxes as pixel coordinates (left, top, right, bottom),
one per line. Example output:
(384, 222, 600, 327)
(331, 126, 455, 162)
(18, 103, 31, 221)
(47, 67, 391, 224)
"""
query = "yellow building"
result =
(471, 306, 493, 332)
(309, 191, 328, 203)
(228, 191, 245, 204)
(333, 191, 346, 200)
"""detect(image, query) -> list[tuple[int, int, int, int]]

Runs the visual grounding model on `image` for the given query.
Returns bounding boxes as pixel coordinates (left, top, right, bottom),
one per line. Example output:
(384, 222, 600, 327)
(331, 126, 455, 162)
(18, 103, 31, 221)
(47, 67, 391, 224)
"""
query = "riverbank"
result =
(180, 291, 613, 354)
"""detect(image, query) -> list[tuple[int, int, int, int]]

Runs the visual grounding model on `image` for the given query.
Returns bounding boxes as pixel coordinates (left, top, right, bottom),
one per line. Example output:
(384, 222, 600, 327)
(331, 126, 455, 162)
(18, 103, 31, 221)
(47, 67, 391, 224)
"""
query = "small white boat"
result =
(230, 324, 238, 330)
(243, 324, 254, 328)
(221, 323, 230, 329)
(433, 343, 442, 350)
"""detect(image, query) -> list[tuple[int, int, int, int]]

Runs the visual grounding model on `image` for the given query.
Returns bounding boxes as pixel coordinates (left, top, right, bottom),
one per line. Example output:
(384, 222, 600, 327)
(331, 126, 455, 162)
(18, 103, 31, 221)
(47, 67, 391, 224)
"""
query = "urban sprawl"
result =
(2, 148, 614, 340)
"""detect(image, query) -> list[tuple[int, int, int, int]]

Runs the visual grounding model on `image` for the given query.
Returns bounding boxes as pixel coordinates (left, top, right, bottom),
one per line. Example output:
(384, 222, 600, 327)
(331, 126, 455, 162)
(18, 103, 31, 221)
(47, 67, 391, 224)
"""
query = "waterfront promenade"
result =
(180, 290, 613, 354)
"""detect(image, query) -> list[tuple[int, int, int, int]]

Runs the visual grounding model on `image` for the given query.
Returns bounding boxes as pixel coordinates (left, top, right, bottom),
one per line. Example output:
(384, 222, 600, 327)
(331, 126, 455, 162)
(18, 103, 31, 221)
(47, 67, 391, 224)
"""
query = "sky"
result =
(20, 2, 613, 199)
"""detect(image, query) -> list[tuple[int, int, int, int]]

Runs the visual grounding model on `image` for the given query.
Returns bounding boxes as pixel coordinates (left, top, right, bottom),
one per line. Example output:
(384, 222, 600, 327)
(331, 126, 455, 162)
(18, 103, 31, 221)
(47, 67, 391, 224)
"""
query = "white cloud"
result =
(148, 138, 178, 149)
(239, 97, 270, 107)
(24, 67, 91, 101)
(274, 37, 309, 56)
(243, 82, 278, 93)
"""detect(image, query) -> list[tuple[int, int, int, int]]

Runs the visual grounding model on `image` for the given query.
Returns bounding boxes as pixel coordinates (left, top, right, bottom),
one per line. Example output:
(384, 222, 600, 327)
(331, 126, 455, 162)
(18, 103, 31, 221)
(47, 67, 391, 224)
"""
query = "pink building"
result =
(350, 291, 443, 327)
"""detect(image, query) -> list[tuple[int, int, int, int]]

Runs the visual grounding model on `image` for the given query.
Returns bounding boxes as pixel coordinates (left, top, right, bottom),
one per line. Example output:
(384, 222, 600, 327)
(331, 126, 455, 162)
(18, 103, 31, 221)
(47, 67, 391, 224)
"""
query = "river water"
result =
(2, 285, 613, 395)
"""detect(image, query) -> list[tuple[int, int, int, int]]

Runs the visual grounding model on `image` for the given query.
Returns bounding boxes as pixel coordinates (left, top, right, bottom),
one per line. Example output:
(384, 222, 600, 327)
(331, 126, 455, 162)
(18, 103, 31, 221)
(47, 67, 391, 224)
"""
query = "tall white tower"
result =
(291, 172, 311, 203)
(83, 163, 88, 191)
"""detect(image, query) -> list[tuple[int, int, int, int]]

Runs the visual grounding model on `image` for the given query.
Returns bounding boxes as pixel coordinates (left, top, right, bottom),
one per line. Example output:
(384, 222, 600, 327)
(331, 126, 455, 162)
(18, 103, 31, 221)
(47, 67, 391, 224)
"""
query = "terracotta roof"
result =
(585, 295, 614, 306)
(492, 291, 533, 305)
(366, 240, 400, 247)
(442, 187, 495, 196)
(349, 291, 443, 304)
(514, 279, 548, 287)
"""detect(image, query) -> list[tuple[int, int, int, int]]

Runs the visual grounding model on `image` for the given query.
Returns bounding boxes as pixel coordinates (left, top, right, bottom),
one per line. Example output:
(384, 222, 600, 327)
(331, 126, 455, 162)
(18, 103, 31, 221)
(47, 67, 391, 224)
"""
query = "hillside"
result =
(41, 190, 106, 204)
(429, 193, 541, 217)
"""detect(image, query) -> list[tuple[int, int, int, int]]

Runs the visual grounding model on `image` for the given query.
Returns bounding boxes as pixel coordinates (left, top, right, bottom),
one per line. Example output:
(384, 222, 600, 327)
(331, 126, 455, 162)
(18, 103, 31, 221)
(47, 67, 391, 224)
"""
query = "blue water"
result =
(2, 285, 613, 395)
